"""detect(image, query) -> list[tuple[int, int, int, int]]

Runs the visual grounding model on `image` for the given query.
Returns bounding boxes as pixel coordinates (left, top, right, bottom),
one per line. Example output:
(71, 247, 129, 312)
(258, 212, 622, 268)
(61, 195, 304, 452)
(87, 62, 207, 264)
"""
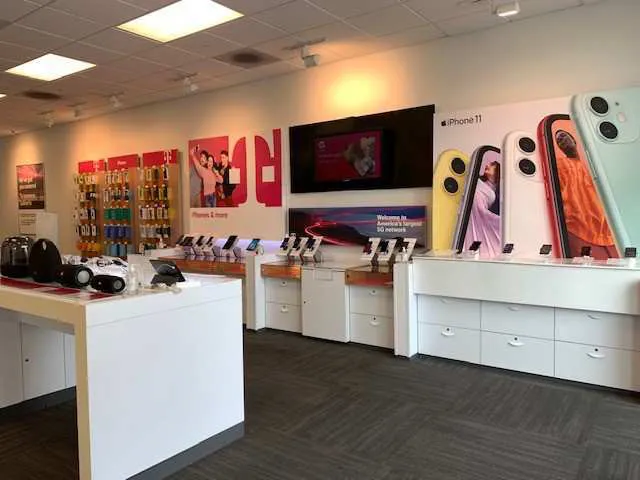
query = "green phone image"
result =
(571, 87, 640, 252)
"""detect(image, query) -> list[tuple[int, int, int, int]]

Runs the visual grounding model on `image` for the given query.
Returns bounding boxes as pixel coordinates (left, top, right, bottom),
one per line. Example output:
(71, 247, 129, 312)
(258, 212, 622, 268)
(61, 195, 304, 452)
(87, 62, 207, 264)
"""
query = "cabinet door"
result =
(21, 323, 66, 400)
(302, 268, 349, 342)
(0, 315, 24, 408)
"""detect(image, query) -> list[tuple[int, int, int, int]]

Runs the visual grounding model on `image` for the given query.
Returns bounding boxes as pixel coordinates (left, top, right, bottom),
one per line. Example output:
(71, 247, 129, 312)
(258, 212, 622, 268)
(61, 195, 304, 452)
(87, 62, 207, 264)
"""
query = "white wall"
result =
(0, 0, 637, 253)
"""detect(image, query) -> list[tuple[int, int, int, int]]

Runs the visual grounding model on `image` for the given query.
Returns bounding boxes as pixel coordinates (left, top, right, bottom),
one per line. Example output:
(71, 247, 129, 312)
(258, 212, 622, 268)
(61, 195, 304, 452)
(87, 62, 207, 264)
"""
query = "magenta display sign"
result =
(314, 130, 383, 182)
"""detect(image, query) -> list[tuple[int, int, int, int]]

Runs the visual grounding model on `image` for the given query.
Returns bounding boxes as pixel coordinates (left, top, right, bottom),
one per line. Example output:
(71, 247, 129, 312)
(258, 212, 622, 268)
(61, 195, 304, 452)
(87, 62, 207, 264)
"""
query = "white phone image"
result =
(501, 132, 553, 257)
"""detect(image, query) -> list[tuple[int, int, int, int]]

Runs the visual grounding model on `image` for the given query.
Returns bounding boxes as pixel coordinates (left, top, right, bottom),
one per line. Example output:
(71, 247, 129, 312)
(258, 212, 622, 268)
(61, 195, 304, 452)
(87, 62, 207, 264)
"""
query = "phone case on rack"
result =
(571, 87, 640, 251)
(432, 149, 470, 251)
(501, 132, 553, 257)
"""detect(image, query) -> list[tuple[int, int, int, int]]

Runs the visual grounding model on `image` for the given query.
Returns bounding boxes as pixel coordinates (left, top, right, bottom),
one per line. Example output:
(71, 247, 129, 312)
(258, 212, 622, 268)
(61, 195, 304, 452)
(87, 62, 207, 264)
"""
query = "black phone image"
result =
(222, 235, 238, 250)
(306, 238, 317, 250)
(379, 240, 390, 254)
(195, 236, 205, 246)
(625, 247, 637, 258)
(183, 236, 194, 246)
(279, 237, 290, 249)
(581, 246, 592, 257)
(292, 237, 303, 250)
(539, 244, 552, 255)
(502, 243, 514, 254)
(363, 241, 373, 254)
(246, 238, 260, 252)
(469, 241, 482, 252)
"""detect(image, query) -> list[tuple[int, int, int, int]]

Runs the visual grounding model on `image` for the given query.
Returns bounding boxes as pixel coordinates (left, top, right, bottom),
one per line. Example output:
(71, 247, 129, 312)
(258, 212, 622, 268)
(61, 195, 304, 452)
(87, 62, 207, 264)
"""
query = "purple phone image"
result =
(454, 146, 502, 258)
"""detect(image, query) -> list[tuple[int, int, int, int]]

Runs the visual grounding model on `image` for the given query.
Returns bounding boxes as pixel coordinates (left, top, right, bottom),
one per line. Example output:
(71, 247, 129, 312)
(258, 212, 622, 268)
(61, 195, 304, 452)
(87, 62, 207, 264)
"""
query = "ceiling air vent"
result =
(22, 90, 63, 101)
(215, 48, 280, 69)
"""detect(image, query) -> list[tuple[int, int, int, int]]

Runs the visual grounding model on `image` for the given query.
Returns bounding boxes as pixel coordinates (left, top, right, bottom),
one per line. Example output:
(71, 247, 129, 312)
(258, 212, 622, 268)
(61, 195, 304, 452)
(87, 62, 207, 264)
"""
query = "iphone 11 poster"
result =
(433, 93, 628, 261)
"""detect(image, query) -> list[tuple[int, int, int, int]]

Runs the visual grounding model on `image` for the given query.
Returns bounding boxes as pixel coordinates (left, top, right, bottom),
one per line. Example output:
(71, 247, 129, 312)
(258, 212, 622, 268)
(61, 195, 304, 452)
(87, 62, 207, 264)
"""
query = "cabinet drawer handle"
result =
(587, 350, 606, 360)
(369, 318, 381, 327)
(508, 306, 520, 312)
(369, 290, 378, 296)
(280, 306, 289, 314)
(587, 314, 601, 320)
(441, 328, 455, 337)
(280, 281, 288, 287)
(508, 339, 524, 347)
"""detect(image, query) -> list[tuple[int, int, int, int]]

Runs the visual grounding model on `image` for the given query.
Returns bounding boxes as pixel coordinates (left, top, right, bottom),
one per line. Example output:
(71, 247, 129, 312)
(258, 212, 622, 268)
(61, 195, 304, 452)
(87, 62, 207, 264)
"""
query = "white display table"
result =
(0, 275, 244, 480)
(400, 254, 640, 391)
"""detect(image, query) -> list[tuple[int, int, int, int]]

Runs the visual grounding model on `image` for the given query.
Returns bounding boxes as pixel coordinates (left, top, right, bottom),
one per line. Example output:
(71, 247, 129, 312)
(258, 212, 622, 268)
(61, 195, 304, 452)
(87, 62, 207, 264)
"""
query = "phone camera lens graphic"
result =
(599, 121, 619, 140)
(590, 96, 609, 115)
(443, 177, 459, 194)
(450, 157, 466, 175)
(518, 137, 536, 154)
(518, 158, 536, 176)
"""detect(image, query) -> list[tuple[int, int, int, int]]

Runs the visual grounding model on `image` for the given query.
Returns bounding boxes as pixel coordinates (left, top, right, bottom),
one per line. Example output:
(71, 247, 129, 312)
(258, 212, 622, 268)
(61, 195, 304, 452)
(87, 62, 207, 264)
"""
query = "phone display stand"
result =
(498, 252, 514, 262)
(375, 239, 397, 266)
(572, 255, 594, 266)
(276, 235, 296, 260)
(606, 257, 637, 268)
(463, 250, 480, 260)
(302, 236, 323, 264)
(232, 246, 243, 259)
(212, 245, 223, 258)
(361, 237, 382, 264)
(288, 237, 308, 262)
(202, 237, 216, 258)
(396, 238, 417, 263)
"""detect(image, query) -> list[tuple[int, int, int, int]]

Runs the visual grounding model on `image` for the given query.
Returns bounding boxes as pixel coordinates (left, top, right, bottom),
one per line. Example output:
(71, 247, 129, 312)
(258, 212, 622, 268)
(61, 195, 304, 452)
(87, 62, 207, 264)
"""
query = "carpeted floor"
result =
(1, 330, 640, 479)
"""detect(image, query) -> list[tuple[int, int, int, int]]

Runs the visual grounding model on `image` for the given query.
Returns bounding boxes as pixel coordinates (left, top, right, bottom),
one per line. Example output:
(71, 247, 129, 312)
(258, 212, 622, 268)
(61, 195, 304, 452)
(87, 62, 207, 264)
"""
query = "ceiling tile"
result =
(0, 70, 44, 94)
(307, 0, 397, 19)
(0, 40, 42, 63)
(347, 5, 427, 37)
(296, 21, 365, 44)
(47, 75, 122, 96)
(253, 35, 300, 60)
(0, 0, 42, 22)
(83, 28, 160, 55)
(54, 41, 124, 64)
(177, 58, 243, 78)
(217, 59, 301, 87)
(118, 0, 176, 10)
(48, 0, 147, 25)
(18, 7, 104, 40)
(379, 23, 444, 49)
(208, 18, 286, 46)
(214, 0, 294, 15)
(404, 0, 489, 22)
(121, 68, 187, 91)
(135, 45, 204, 67)
(79, 65, 143, 84)
(254, 0, 337, 34)
(106, 56, 167, 76)
(435, 11, 508, 36)
(515, 0, 581, 20)
(0, 24, 71, 51)
(322, 37, 384, 60)
(169, 32, 242, 57)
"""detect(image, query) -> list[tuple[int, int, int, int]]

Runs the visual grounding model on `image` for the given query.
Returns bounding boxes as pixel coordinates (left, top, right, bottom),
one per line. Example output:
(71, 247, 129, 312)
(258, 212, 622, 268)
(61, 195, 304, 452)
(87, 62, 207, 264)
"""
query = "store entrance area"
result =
(1, 330, 638, 479)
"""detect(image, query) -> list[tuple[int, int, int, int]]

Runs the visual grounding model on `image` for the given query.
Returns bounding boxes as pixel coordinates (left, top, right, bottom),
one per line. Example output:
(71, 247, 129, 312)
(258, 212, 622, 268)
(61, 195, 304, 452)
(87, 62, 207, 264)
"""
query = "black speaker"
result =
(29, 239, 62, 283)
(91, 275, 126, 294)
(56, 265, 93, 288)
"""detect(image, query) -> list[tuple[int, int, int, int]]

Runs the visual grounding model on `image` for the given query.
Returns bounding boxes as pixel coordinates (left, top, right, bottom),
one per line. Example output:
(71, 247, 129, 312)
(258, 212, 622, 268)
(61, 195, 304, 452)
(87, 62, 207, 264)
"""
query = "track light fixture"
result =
(110, 94, 123, 109)
(41, 111, 54, 128)
(494, 0, 520, 17)
(71, 102, 85, 119)
(301, 46, 320, 69)
(183, 75, 199, 94)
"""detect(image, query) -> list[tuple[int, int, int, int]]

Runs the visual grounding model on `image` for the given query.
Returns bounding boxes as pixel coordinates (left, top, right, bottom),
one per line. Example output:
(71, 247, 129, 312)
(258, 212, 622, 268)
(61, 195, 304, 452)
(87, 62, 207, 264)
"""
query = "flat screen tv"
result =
(290, 105, 434, 193)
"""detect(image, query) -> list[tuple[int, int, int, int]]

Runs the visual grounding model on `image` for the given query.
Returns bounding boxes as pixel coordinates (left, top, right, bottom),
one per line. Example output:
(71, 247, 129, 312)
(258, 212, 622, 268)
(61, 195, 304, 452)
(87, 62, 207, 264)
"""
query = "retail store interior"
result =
(1, 0, 640, 479)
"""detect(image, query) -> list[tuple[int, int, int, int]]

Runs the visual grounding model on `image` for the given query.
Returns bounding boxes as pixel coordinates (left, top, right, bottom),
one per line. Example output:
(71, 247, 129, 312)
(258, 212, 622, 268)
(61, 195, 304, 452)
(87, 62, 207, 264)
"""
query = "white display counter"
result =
(0, 275, 244, 480)
(400, 254, 640, 391)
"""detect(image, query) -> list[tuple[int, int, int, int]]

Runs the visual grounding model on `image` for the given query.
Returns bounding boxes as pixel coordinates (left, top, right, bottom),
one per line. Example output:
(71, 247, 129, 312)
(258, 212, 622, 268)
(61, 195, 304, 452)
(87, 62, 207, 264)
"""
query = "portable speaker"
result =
(29, 239, 62, 283)
(91, 275, 126, 294)
(56, 264, 93, 288)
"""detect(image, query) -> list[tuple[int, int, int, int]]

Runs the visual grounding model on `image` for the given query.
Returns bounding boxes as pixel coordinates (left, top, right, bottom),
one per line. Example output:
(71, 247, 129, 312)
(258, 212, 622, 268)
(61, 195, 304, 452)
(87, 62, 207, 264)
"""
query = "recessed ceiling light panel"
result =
(117, 0, 243, 43)
(6, 54, 95, 81)
(0, 94, 6, 99)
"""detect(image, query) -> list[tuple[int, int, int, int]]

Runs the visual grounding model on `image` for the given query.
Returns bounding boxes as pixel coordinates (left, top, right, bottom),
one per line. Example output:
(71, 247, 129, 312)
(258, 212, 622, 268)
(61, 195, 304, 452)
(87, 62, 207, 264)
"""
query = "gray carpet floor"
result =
(1, 330, 640, 479)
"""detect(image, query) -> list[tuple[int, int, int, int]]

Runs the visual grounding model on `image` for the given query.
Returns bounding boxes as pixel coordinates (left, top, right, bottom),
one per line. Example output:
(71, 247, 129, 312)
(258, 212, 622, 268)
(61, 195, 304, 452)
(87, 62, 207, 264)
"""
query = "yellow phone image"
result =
(432, 149, 470, 250)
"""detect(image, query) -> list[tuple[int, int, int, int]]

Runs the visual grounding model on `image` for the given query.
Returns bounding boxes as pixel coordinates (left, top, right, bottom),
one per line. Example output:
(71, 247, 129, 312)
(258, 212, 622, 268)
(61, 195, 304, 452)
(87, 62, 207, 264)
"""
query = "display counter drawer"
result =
(555, 341, 640, 391)
(418, 324, 480, 364)
(349, 286, 393, 317)
(481, 332, 554, 377)
(266, 302, 302, 333)
(555, 309, 640, 351)
(481, 302, 554, 339)
(349, 313, 393, 349)
(418, 296, 480, 330)
(265, 278, 301, 306)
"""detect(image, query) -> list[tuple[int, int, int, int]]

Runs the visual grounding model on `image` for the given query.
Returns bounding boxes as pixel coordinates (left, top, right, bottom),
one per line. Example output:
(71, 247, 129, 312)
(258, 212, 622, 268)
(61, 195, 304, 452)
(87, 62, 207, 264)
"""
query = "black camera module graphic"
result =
(441, 120, 447, 127)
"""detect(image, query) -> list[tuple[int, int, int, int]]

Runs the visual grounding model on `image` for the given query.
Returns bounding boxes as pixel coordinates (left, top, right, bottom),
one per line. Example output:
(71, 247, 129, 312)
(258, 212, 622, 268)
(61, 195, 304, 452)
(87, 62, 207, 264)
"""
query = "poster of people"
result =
(16, 163, 45, 210)
(188, 129, 285, 240)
